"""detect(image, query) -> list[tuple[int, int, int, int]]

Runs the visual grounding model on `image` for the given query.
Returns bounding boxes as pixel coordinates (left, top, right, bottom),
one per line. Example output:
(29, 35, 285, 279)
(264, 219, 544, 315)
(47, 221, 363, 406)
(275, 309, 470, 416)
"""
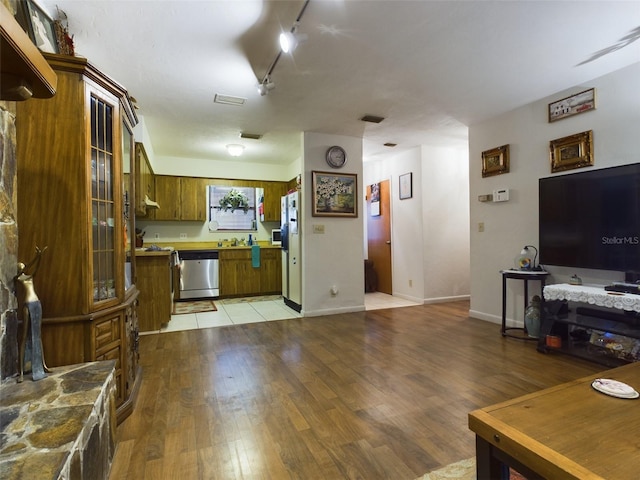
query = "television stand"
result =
(538, 283, 640, 366)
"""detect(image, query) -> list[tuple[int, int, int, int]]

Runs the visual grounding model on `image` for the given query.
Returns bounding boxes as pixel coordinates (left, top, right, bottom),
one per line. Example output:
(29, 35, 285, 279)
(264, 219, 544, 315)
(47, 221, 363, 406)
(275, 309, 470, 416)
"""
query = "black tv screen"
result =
(538, 163, 640, 272)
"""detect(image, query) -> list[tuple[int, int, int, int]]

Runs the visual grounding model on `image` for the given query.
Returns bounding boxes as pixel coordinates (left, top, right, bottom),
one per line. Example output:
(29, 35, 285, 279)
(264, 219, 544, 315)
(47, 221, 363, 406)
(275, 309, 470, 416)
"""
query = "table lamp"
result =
(516, 245, 539, 271)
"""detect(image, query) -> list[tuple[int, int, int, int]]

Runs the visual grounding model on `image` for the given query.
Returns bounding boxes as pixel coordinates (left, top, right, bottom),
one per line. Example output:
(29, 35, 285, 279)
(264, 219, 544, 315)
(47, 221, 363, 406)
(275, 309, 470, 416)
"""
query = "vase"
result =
(524, 295, 541, 338)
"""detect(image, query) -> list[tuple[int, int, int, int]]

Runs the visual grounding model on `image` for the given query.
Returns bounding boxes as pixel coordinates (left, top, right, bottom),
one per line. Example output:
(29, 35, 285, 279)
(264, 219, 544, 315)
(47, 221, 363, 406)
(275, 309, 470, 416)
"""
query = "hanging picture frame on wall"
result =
(312, 171, 358, 218)
(16, 0, 60, 54)
(548, 88, 596, 123)
(399, 173, 412, 199)
(370, 182, 381, 216)
(549, 130, 594, 173)
(481, 145, 510, 178)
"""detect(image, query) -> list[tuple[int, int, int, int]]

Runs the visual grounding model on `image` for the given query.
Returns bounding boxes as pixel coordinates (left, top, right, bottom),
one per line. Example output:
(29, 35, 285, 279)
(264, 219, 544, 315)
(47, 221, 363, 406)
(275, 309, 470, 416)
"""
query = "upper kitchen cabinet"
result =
(261, 181, 288, 222)
(16, 53, 140, 421)
(153, 175, 207, 221)
(134, 142, 156, 216)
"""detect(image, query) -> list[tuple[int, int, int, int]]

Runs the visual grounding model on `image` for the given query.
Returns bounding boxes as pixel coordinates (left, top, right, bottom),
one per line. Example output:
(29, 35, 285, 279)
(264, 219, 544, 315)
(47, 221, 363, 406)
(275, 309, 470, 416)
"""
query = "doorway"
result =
(366, 180, 392, 295)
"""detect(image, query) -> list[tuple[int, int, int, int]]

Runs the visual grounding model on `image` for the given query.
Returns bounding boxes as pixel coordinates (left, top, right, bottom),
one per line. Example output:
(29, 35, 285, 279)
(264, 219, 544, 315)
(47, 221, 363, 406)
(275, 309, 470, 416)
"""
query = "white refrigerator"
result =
(281, 191, 302, 312)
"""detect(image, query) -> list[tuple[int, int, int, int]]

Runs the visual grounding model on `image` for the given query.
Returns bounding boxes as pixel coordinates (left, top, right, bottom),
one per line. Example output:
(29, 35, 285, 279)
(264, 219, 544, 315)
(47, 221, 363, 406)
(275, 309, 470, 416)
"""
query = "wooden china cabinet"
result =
(16, 53, 141, 423)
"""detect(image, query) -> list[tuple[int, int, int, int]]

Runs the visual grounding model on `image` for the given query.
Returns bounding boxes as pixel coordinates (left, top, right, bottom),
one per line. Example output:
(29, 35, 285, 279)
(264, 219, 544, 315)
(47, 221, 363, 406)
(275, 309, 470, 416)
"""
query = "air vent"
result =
(361, 115, 385, 123)
(214, 94, 246, 106)
(240, 132, 263, 140)
(384, 142, 397, 147)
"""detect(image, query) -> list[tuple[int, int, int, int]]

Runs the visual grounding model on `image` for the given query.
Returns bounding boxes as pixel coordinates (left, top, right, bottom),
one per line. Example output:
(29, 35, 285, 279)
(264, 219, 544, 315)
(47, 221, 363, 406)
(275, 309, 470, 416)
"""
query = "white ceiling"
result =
(38, 0, 640, 166)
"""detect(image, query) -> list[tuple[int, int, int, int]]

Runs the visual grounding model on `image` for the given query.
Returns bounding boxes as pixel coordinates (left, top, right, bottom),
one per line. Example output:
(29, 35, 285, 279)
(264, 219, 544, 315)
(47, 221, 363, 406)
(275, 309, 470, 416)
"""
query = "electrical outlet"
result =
(154, 233, 160, 239)
(409, 279, 413, 287)
(478, 222, 485, 232)
(180, 233, 187, 239)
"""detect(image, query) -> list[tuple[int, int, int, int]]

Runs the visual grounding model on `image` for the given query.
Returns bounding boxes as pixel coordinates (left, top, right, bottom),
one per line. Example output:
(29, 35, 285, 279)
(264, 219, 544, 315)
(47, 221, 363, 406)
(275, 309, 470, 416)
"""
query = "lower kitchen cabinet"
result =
(136, 251, 173, 331)
(219, 248, 282, 297)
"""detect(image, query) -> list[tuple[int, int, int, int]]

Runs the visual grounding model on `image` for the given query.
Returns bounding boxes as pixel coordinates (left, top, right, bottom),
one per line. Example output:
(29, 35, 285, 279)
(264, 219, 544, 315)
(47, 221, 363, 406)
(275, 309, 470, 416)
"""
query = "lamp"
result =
(226, 144, 245, 157)
(517, 245, 539, 271)
(257, 78, 275, 96)
(279, 25, 308, 53)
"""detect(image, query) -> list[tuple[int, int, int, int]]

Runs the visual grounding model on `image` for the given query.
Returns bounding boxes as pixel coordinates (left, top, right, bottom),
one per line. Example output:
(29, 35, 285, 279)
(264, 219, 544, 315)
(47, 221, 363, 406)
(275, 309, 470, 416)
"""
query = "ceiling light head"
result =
(279, 29, 308, 53)
(257, 78, 275, 96)
(226, 144, 245, 157)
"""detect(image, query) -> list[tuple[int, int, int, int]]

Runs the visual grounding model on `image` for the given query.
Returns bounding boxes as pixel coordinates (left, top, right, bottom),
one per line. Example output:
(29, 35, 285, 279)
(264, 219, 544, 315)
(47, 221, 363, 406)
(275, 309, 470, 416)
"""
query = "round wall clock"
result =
(325, 145, 347, 168)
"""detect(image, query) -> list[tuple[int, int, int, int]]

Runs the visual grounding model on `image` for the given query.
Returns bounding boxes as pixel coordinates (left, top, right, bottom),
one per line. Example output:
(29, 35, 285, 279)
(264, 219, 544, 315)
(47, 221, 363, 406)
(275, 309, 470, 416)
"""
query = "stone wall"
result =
(0, 99, 19, 380)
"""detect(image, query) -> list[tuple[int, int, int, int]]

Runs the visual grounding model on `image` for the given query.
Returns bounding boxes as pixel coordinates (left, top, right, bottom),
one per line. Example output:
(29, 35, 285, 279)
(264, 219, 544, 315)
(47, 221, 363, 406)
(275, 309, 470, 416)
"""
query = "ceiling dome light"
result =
(279, 30, 307, 53)
(226, 144, 245, 157)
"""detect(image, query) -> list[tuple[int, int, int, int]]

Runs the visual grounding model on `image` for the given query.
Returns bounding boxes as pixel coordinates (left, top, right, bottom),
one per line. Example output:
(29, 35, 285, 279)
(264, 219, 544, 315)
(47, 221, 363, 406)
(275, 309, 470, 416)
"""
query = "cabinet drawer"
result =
(95, 314, 121, 352)
(96, 344, 121, 369)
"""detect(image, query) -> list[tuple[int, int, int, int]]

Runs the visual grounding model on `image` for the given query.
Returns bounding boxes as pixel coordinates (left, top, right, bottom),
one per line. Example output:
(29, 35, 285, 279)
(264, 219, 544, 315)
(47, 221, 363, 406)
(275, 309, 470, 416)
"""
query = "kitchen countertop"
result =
(146, 242, 281, 251)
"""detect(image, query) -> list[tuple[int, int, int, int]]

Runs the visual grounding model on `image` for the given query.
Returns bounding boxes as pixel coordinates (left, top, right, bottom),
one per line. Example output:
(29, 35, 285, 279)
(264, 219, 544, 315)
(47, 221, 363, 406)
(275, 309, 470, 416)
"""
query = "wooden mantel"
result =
(0, 1, 57, 100)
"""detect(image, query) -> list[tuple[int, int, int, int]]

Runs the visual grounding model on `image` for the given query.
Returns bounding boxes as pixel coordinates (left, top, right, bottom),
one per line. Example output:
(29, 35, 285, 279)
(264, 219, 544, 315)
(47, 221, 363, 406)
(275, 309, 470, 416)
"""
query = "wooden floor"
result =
(109, 301, 602, 480)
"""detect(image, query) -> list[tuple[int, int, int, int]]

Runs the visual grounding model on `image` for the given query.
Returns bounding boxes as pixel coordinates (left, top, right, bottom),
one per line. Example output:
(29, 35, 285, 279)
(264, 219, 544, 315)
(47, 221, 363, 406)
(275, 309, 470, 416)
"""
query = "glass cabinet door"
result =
(122, 118, 134, 292)
(91, 93, 117, 302)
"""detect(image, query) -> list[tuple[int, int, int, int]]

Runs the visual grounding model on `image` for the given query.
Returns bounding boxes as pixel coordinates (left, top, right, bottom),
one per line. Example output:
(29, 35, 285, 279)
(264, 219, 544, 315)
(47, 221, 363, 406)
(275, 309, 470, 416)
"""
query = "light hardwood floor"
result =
(110, 301, 602, 480)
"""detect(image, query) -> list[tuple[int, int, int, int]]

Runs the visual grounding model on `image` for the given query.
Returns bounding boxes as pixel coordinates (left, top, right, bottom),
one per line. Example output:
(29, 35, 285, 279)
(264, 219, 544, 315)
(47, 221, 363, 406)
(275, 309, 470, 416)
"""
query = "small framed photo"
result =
(312, 171, 357, 218)
(548, 88, 595, 123)
(399, 173, 412, 200)
(550, 130, 594, 173)
(481, 145, 510, 178)
(370, 182, 381, 216)
(17, 0, 59, 54)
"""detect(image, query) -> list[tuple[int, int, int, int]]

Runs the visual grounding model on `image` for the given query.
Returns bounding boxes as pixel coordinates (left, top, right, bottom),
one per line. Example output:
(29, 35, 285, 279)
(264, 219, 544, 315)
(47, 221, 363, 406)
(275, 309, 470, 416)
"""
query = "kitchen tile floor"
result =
(142, 292, 421, 335)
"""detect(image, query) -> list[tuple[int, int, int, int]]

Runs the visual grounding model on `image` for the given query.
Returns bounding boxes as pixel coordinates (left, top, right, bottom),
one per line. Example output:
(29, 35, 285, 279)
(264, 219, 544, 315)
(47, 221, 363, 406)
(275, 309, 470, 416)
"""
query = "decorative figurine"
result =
(14, 246, 51, 382)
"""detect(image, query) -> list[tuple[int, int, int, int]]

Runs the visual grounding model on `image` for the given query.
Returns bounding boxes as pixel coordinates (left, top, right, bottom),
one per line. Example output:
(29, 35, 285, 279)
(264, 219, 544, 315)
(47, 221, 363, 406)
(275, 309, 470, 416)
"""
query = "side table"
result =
(501, 270, 550, 339)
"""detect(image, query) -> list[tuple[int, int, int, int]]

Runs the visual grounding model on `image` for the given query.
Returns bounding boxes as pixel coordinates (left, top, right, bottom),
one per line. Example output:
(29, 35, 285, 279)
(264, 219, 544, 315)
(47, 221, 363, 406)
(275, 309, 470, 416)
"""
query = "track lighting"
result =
(257, 78, 275, 96)
(279, 25, 307, 53)
(226, 144, 245, 157)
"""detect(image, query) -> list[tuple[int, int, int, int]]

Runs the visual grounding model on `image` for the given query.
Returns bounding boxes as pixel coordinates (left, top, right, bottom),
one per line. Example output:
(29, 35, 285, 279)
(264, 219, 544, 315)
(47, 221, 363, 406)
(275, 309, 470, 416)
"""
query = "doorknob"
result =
(386, 240, 391, 245)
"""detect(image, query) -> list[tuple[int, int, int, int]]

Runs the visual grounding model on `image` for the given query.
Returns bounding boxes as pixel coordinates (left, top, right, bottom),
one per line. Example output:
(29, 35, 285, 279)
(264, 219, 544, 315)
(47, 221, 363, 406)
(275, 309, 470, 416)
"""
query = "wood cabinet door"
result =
(135, 143, 154, 216)
(180, 177, 207, 221)
(153, 176, 181, 220)
(262, 182, 287, 222)
(260, 249, 282, 294)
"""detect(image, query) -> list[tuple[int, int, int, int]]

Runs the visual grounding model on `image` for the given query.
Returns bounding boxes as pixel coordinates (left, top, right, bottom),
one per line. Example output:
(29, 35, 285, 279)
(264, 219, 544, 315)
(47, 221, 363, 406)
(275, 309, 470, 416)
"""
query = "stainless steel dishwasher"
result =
(177, 250, 219, 299)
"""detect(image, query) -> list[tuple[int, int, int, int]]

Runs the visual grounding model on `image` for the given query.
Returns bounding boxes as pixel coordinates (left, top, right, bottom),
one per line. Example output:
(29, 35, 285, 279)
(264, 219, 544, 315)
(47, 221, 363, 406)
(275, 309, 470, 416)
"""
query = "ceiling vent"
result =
(384, 142, 397, 147)
(240, 132, 263, 140)
(214, 94, 246, 106)
(361, 115, 385, 124)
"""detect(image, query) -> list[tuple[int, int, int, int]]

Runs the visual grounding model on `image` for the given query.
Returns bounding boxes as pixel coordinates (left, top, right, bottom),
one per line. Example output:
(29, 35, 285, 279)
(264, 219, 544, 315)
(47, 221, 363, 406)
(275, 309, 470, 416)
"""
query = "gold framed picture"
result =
(312, 171, 357, 217)
(481, 145, 510, 178)
(550, 130, 593, 173)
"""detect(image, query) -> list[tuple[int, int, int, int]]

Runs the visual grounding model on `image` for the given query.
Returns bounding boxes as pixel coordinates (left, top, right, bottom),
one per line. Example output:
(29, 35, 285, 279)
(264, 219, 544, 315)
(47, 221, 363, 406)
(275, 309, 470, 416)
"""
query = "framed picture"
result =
(312, 171, 357, 217)
(481, 145, 510, 178)
(548, 88, 595, 123)
(550, 130, 594, 173)
(17, 0, 59, 54)
(399, 172, 412, 199)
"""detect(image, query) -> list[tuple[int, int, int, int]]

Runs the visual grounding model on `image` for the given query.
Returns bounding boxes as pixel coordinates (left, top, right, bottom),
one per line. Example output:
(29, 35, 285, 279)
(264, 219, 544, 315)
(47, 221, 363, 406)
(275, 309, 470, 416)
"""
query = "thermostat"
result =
(493, 188, 510, 202)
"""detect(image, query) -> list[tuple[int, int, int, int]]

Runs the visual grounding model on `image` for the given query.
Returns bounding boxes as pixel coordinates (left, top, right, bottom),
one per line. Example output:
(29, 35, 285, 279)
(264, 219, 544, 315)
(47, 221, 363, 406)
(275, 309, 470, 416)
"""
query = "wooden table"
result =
(468, 362, 640, 479)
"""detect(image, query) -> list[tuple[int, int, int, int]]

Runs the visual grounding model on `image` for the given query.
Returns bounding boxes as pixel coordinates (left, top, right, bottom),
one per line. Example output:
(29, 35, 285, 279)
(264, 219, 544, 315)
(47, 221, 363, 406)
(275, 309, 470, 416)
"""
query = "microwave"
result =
(271, 229, 282, 246)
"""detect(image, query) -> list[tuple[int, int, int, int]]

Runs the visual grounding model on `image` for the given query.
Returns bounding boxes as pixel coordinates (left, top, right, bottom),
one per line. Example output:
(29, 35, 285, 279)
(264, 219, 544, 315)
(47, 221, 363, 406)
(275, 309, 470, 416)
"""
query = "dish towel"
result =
(251, 244, 260, 268)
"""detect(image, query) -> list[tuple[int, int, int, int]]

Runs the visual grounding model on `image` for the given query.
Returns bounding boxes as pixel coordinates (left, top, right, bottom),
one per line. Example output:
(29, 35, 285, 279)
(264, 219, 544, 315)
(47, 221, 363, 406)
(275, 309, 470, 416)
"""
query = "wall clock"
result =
(325, 145, 347, 168)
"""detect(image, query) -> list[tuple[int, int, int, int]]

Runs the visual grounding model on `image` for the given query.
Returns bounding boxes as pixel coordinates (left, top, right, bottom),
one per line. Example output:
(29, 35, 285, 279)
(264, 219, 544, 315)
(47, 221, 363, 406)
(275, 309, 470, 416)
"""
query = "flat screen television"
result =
(538, 163, 640, 272)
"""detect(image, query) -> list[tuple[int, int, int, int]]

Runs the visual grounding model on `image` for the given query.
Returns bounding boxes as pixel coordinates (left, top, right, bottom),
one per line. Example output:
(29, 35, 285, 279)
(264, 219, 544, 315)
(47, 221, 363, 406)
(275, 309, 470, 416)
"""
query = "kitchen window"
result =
(208, 186, 257, 231)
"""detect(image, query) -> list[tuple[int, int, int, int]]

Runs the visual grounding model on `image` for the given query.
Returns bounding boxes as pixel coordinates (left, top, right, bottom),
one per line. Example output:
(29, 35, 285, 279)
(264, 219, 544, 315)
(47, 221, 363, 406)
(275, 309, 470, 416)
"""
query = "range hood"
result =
(144, 195, 160, 209)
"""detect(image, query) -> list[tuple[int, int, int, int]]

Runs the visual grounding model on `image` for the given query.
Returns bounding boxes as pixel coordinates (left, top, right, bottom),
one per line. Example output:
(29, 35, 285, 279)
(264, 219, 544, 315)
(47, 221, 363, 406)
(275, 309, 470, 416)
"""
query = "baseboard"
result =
(469, 309, 523, 328)
(304, 305, 365, 317)
(424, 294, 470, 304)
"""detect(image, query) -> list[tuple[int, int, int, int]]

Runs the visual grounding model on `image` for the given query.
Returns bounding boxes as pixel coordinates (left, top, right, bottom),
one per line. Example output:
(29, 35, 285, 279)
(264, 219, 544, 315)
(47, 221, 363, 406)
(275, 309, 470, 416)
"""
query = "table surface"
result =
(469, 362, 640, 479)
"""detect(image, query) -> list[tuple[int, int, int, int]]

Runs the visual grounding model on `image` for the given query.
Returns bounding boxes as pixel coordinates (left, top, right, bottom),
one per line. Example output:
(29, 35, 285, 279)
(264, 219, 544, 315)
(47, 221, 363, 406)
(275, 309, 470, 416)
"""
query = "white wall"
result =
(302, 132, 365, 316)
(469, 62, 640, 327)
(363, 145, 470, 304)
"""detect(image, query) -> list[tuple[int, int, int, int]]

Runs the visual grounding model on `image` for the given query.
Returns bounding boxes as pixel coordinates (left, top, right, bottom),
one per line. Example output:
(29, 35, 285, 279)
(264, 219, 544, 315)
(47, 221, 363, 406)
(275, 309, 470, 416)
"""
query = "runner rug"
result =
(416, 457, 527, 480)
(172, 300, 217, 315)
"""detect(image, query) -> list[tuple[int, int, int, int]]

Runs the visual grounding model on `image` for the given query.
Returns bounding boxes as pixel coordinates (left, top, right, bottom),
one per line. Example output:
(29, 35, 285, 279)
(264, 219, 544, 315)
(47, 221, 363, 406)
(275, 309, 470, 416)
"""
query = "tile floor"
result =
(142, 292, 421, 335)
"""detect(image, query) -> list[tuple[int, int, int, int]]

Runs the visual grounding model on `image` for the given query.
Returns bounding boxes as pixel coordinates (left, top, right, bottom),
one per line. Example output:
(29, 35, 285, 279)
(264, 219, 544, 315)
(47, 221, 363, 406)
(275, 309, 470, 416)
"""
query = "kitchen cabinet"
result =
(153, 175, 207, 221)
(136, 251, 173, 332)
(134, 142, 155, 216)
(16, 53, 140, 423)
(219, 248, 281, 297)
(260, 181, 288, 222)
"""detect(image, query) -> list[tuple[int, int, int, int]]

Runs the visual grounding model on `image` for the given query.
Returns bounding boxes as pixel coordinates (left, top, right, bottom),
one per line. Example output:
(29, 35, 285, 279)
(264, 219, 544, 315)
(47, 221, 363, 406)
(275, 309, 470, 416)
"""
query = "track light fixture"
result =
(279, 23, 308, 53)
(257, 77, 275, 96)
(257, 0, 310, 95)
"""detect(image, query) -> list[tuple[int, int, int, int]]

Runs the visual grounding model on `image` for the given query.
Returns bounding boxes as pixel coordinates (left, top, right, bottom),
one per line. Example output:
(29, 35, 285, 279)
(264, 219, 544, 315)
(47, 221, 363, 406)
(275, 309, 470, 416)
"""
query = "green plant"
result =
(219, 189, 250, 213)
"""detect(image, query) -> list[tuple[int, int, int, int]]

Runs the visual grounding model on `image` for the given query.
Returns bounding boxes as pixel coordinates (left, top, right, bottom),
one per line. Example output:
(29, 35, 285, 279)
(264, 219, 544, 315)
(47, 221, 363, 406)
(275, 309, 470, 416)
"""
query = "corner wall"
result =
(469, 62, 640, 327)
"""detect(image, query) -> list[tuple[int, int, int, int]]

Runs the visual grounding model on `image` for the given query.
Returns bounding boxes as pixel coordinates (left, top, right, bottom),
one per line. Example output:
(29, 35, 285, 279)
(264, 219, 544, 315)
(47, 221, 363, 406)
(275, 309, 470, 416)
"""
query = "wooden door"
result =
(366, 180, 392, 294)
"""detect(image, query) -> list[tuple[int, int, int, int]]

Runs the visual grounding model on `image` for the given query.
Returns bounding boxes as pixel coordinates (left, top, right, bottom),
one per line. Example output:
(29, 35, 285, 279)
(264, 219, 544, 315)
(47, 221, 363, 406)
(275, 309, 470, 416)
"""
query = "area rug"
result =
(415, 457, 527, 480)
(219, 295, 282, 304)
(172, 300, 217, 315)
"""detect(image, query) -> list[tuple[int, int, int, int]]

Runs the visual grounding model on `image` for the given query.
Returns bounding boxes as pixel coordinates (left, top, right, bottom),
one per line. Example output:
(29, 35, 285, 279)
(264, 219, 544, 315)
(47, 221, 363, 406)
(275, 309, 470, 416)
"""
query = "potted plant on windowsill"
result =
(219, 189, 250, 213)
